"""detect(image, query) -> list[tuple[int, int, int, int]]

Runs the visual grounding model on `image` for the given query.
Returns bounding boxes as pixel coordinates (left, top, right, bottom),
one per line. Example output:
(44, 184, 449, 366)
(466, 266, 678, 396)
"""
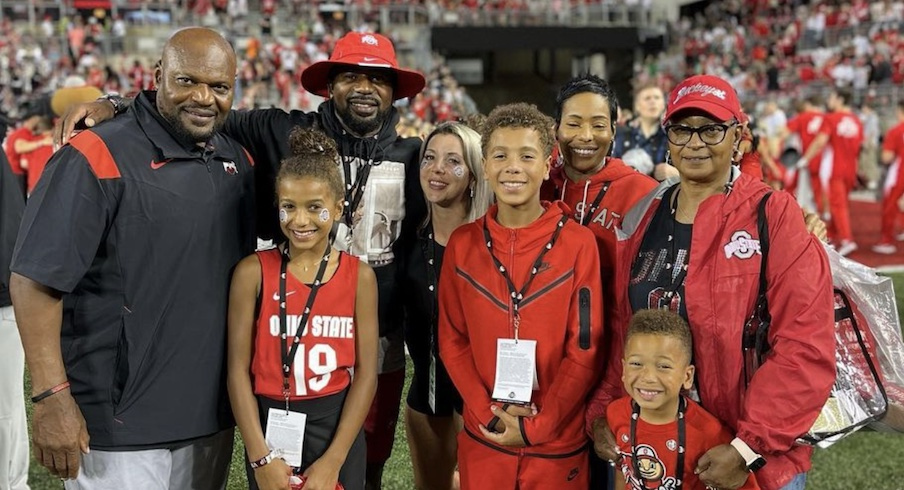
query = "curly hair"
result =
(278, 127, 344, 202)
(480, 103, 555, 159)
(626, 309, 693, 363)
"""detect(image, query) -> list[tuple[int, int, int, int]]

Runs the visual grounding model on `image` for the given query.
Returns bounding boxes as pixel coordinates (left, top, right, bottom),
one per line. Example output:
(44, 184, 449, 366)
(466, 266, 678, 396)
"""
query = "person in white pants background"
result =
(0, 135, 29, 490)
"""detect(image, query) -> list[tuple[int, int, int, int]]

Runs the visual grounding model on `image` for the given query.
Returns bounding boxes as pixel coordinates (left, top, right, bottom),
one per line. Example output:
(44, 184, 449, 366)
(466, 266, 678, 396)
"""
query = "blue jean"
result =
(778, 473, 808, 490)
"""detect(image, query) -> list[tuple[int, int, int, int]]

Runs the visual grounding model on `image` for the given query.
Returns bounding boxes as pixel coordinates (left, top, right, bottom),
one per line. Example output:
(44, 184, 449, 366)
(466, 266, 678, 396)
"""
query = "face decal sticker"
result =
(279, 208, 289, 223)
(319, 208, 331, 223)
(452, 165, 466, 179)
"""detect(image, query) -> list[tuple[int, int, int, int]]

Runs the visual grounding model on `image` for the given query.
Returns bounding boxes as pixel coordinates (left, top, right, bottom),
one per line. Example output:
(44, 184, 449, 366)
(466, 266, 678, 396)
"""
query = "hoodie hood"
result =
(618, 165, 763, 240)
(316, 99, 402, 166)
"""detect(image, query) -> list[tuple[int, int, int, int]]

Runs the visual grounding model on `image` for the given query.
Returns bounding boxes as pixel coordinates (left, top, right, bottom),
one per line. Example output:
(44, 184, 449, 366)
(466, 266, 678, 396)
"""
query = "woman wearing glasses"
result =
(594, 75, 836, 490)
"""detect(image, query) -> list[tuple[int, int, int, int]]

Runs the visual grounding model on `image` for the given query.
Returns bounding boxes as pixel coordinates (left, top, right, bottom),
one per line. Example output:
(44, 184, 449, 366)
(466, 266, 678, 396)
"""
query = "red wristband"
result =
(31, 381, 70, 403)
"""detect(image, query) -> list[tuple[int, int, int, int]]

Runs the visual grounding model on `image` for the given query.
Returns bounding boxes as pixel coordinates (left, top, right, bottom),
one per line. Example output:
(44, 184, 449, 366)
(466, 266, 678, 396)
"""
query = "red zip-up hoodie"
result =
(559, 157, 657, 308)
(439, 201, 604, 456)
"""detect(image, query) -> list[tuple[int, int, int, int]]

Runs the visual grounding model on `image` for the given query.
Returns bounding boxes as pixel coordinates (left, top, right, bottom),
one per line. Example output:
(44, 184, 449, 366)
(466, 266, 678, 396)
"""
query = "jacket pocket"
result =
(579, 287, 591, 350)
(110, 314, 129, 410)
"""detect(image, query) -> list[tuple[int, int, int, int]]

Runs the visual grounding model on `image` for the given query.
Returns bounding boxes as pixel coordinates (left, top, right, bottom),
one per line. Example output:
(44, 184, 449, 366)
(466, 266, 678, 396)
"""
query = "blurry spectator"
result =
(4, 97, 52, 195)
(758, 100, 787, 162)
(859, 102, 881, 190)
(612, 84, 676, 181)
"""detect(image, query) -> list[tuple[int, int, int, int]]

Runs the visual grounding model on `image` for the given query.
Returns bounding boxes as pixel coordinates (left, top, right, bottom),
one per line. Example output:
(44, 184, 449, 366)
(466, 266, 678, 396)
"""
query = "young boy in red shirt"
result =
(438, 103, 604, 489)
(608, 309, 760, 490)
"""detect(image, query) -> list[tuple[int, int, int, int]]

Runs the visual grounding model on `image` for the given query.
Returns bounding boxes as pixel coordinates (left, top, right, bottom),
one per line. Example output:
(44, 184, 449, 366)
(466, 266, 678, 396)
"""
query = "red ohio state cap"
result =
(663, 74, 744, 124)
(301, 32, 426, 100)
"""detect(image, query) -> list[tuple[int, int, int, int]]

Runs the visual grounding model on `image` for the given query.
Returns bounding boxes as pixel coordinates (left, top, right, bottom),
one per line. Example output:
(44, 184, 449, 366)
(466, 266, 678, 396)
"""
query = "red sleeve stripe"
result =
(68, 131, 122, 179)
(242, 146, 255, 167)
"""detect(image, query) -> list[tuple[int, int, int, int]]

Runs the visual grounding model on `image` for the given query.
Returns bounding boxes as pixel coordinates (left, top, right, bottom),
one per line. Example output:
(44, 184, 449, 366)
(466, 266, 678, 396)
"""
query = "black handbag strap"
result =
(755, 192, 772, 302)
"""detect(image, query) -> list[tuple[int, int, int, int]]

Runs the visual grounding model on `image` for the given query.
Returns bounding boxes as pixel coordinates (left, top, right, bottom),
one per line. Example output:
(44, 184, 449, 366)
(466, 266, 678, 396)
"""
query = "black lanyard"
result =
(663, 187, 689, 304)
(482, 214, 569, 337)
(341, 158, 372, 228)
(579, 181, 611, 226)
(421, 225, 439, 357)
(630, 396, 687, 490)
(279, 243, 332, 408)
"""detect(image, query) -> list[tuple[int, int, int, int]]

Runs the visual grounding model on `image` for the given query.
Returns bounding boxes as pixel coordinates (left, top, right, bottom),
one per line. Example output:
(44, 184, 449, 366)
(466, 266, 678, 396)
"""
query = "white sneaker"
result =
(872, 243, 897, 255)
(896, 232, 904, 242)
(837, 240, 859, 257)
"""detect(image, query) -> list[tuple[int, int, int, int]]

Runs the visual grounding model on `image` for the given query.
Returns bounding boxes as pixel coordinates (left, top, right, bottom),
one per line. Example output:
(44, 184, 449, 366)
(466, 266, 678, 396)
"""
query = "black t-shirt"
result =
(629, 185, 692, 321)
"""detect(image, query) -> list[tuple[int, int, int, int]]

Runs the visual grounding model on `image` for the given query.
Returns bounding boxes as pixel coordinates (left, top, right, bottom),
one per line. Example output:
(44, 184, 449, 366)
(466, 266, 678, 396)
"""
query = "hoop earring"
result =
(732, 145, 743, 165)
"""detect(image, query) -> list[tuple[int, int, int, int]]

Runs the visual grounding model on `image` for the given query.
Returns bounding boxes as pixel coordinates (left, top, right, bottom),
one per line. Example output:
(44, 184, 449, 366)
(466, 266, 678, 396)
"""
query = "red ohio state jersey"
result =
(253, 249, 359, 400)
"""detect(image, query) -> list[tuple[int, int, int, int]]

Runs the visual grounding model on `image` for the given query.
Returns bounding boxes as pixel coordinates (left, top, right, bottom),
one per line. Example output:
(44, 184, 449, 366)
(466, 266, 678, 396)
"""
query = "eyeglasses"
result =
(664, 122, 737, 146)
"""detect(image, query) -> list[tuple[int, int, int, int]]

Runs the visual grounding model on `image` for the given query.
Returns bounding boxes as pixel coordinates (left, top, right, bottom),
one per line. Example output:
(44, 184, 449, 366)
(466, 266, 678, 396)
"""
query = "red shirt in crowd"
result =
(819, 110, 864, 186)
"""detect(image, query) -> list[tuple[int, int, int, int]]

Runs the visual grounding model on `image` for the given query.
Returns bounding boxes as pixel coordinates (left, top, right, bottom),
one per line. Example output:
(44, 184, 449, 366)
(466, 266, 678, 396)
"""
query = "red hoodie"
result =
(439, 201, 604, 456)
(558, 157, 657, 308)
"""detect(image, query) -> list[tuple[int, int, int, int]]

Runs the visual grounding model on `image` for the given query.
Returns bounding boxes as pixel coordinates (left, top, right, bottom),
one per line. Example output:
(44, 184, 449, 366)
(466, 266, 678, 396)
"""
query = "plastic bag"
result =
(798, 245, 904, 448)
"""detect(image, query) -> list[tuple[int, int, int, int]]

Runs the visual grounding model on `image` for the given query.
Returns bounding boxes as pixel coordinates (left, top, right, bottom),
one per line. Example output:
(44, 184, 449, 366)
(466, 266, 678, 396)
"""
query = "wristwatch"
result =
(98, 93, 127, 115)
(731, 437, 766, 471)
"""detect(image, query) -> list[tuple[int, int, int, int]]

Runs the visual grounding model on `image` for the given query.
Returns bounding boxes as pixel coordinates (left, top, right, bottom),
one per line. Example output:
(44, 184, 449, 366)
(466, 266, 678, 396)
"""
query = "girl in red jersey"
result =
(228, 128, 378, 490)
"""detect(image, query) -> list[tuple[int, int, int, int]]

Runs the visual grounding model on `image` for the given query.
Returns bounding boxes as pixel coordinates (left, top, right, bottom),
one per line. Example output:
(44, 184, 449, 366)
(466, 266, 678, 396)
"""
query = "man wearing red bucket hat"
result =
(57, 31, 428, 490)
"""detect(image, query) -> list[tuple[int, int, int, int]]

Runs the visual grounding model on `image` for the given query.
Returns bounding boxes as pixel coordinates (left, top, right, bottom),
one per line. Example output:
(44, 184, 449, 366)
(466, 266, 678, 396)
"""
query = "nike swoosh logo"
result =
(362, 57, 381, 62)
(150, 159, 172, 170)
(273, 291, 297, 301)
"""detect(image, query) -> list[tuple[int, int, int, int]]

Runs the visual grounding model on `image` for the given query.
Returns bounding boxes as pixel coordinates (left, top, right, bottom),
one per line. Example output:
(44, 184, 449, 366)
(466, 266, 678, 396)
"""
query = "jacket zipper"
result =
(508, 228, 517, 338)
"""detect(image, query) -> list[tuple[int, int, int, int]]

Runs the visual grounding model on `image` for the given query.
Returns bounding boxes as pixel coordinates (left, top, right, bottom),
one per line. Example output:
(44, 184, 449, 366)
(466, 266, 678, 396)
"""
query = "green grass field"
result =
(22, 274, 904, 489)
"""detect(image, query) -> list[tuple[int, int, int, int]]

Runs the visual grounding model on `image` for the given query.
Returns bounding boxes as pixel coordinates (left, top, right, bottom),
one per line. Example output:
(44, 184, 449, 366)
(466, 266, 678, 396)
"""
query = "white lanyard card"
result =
(265, 408, 307, 468)
(492, 338, 537, 404)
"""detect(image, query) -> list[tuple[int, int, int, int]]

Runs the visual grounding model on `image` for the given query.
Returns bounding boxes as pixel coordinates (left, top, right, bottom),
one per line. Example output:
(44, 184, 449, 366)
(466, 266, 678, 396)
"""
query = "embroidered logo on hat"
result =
(361, 34, 378, 46)
(673, 83, 727, 104)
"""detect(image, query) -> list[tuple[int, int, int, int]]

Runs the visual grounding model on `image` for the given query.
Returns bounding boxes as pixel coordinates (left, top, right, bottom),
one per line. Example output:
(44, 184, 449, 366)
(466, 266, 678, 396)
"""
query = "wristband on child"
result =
(30, 381, 70, 403)
(250, 449, 283, 469)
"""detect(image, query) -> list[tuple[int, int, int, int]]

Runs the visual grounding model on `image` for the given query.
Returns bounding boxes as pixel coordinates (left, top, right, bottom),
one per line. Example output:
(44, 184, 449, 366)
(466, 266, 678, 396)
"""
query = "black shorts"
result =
(247, 389, 366, 490)
(405, 346, 462, 417)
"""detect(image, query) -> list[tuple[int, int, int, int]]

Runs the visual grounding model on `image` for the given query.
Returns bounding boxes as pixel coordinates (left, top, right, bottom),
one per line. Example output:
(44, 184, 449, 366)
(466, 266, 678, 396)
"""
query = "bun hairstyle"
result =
(278, 127, 345, 202)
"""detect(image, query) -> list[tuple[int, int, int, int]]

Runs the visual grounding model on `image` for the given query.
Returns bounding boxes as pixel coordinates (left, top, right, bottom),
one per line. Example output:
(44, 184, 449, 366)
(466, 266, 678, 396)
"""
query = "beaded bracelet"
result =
(31, 381, 71, 403)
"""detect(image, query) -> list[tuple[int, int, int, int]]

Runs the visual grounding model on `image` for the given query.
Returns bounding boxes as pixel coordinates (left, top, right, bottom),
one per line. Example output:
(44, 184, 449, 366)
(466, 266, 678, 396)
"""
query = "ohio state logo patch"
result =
(724, 230, 761, 259)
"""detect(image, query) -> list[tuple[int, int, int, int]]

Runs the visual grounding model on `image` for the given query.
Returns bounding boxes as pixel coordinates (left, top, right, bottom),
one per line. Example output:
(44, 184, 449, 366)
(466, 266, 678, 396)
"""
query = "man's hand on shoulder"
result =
(54, 100, 118, 148)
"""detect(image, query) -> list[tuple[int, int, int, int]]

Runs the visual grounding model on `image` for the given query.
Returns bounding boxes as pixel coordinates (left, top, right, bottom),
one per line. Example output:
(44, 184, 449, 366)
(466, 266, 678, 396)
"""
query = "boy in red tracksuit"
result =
(438, 103, 604, 489)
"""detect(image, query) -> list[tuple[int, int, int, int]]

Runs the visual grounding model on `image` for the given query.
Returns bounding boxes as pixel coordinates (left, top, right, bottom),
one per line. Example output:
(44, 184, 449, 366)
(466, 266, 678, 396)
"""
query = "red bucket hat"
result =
(663, 74, 743, 124)
(301, 32, 426, 100)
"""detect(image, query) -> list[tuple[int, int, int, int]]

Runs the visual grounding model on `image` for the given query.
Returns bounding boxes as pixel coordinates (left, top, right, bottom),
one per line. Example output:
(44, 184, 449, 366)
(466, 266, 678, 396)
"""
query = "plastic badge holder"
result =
(799, 246, 904, 448)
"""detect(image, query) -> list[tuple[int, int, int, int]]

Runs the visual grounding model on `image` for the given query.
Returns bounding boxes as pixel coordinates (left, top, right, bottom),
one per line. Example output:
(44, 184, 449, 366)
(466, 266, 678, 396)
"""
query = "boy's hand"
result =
(491, 403, 537, 432)
(695, 444, 750, 490)
(479, 404, 526, 447)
